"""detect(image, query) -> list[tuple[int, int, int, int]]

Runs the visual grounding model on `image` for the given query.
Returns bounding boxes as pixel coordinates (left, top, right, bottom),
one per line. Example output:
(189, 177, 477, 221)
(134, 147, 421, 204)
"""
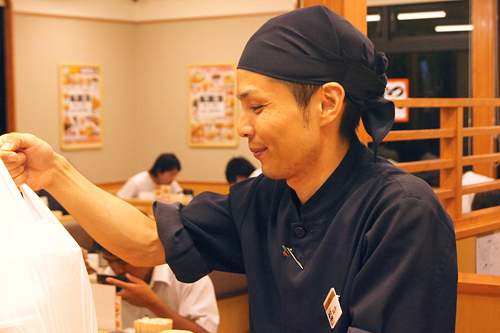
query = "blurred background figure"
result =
(37, 189, 69, 215)
(88, 244, 219, 333)
(462, 170, 495, 214)
(117, 153, 183, 199)
(472, 189, 500, 211)
(225, 157, 261, 184)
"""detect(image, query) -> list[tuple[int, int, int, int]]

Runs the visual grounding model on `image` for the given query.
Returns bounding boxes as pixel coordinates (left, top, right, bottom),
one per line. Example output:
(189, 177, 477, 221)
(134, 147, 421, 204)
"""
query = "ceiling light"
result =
(435, 24, 474, 32)
(397, 11, 446, 20)
(367, 14, 381, 22)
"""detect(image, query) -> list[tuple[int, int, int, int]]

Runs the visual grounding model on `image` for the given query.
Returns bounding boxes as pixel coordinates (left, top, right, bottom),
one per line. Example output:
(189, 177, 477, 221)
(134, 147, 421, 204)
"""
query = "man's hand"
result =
(0, 133, 58, 190)
(1, 133, 167, 268)
(107, 273, 161, 308)
(108, 274, 210, 333)
(81, 248, 98, 275)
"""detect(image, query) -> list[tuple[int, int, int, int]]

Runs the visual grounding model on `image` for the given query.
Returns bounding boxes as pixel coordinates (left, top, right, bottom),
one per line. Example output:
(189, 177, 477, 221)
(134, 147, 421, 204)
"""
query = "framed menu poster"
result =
(188, 64, 238, 147)
(59, 64, 103, 150)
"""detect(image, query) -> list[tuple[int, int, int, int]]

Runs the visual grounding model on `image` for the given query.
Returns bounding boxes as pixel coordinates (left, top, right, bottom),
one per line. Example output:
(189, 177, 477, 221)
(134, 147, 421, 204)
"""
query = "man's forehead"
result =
(102, 252, 119, 259)
(236, 87, 259, 100)
(236, 71, 280, 100)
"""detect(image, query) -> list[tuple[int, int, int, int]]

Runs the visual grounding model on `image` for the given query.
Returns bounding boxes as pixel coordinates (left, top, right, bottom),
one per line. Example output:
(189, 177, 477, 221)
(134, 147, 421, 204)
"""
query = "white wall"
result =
(11, 0, 450, 19)
(11, 0, 443, 183)
(12, 7, 274, 183)
(11, 0, 297, 21)
(14, 14, 139, 182)
(133, 15, 270, 181)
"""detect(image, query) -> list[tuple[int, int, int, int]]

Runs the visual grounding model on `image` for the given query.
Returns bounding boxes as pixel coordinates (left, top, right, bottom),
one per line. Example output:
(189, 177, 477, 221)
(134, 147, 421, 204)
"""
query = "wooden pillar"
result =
(4, 0, 15, 133)
(472, 0, 498, 177)
(302, 0, 366, 33)
(302, 0, 369, 144)
(303, 0, 366, 33)
(440, 106, 464, 219)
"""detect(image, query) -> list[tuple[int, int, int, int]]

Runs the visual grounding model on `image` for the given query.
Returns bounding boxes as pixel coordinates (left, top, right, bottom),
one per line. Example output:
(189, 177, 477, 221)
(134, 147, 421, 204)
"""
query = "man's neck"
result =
(288, 137, 350, 204)
(149, 172, 158, 185)
(143, 267, 154, 284)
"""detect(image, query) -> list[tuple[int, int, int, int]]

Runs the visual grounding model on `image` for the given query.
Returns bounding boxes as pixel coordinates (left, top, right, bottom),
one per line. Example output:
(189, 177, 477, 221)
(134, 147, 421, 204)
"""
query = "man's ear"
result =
(320, 82, 345, 126)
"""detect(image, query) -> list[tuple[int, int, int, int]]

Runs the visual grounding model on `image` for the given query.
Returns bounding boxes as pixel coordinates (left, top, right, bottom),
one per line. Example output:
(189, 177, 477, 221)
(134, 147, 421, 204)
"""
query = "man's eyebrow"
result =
(237, 88, 258, 100)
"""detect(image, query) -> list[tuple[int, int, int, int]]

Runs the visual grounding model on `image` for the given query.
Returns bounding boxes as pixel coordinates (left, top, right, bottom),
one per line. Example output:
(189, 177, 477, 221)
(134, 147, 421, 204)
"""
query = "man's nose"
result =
(237, 111, 255, 138)
(110, 263, 125, 275)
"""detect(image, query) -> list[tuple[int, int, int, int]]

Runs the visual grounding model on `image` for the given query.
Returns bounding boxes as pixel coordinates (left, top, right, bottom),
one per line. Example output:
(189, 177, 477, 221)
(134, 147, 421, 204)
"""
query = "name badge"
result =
(324, 287, 342, 329)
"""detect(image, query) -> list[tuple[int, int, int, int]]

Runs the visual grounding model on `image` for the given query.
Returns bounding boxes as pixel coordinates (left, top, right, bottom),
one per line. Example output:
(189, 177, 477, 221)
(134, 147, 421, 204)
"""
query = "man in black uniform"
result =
(1, 5, 457, 332)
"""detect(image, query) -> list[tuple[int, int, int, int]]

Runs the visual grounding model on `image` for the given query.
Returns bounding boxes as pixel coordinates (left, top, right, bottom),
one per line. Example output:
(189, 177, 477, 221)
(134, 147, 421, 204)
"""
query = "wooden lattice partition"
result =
(386, 98, 500, 239)
(386, 98, 500, 332)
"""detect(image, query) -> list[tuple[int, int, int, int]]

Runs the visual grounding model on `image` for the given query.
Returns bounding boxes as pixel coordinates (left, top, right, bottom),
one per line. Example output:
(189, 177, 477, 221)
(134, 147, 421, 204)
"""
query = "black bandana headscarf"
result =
(237, 5, 395, 159)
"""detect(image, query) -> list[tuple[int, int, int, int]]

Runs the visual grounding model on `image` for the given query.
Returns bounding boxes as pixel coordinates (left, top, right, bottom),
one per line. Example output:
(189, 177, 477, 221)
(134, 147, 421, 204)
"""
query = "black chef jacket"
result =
(153, 138, 457, 333)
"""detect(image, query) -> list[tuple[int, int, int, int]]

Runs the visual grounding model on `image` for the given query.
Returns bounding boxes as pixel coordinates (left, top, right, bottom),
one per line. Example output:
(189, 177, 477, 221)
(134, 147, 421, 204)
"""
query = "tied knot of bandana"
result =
(237, 5, 395, 160)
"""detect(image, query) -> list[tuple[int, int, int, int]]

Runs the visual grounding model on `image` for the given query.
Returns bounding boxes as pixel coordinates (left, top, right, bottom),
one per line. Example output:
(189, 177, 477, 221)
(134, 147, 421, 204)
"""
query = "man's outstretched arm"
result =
(0, 132, 165, 266)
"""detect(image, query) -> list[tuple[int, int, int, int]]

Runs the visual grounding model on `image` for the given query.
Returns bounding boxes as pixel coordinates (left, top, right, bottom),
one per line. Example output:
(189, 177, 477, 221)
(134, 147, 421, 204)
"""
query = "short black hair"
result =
(277, 79, 361, 141)
(149, 153, 181, 176)
(226, 157, 256, 183)
(340, 97, 362, 141)
(472, 189, 500, 211)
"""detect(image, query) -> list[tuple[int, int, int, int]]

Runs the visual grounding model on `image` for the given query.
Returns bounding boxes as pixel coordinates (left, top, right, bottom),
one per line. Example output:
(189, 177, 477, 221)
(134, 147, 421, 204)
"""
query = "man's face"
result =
(156, 168, 179, 185)
(102, 251, 153, 281)
(236, 69, 322, 183)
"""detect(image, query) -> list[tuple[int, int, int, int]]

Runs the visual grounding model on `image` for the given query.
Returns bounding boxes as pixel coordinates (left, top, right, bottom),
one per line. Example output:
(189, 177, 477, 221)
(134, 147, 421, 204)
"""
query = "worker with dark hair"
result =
(117, 153, 182, 199)
(225, 157, 256, 184)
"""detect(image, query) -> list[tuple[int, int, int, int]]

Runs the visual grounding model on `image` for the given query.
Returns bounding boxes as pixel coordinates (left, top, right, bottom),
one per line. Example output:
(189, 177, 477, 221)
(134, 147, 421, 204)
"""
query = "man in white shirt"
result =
(117, 153, 183, 199)
(99, 247, 219, 333)
(462, 170, 495, 214)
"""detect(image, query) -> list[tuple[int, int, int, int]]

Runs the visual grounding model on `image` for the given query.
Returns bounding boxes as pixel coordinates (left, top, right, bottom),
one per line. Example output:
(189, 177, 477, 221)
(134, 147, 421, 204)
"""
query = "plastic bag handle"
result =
(0, 160, 34, 223)
(20, 184, 62, 226)
(0, 160, 61, 226)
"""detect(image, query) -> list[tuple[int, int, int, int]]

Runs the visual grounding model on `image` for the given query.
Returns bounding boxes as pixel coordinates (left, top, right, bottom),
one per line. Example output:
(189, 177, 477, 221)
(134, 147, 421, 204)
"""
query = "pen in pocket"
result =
(282, 245, 304, 270)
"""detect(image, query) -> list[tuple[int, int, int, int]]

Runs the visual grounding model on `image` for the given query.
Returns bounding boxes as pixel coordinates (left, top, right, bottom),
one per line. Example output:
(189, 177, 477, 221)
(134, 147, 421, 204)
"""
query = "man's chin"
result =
(260, 168, 284, 180)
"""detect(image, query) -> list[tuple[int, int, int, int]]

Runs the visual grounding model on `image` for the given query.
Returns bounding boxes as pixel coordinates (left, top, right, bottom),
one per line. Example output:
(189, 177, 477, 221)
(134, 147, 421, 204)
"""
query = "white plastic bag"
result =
(0, 160, 97, 332)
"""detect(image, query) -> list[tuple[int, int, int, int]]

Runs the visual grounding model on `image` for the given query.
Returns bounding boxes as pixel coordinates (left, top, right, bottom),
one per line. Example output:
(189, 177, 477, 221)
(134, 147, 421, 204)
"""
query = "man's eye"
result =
(251, 106, 264, 113)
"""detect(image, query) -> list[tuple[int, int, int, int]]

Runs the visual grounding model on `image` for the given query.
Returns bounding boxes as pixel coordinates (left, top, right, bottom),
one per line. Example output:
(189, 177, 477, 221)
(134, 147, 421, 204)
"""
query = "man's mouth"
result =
(250, 146, 266, 158)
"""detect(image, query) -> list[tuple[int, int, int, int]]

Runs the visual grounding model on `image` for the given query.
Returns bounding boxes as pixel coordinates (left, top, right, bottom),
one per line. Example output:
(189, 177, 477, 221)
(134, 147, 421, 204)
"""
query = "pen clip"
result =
(282, 245, 304, 270)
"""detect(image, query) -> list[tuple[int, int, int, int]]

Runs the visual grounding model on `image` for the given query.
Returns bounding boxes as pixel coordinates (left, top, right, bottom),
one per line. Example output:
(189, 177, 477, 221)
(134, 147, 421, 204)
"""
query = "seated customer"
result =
(225, 157, 261, 184)
(462, 170, 495, 213)
(94, 246, 219, 333)
(472, 188, 500, 211)
(117, 153, 182, 199)
(37, 189, 69, 215)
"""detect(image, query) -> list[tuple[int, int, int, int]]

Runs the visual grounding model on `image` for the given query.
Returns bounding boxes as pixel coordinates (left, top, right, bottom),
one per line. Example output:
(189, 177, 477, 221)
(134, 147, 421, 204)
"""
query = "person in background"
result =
(462, 170, 495, 214)
(1, 5, 457, 332)
(37, 189, 69, 215)
(471, 188, 500, 211)
(225, 156, 259, 184)
(117, 153, 182, 199)
(89, 245, 219, 333)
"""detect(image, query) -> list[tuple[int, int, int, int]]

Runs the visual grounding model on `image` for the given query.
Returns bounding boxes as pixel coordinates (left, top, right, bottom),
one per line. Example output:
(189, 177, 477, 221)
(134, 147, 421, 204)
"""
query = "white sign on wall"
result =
(385, 78, 409, 123)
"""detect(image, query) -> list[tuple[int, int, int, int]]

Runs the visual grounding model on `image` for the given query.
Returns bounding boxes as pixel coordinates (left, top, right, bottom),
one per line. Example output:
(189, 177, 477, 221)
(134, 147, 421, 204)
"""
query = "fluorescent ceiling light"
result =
(367, 14, 381, 22)
(397, 11, 446, 20)
(435, 24, 474, 32)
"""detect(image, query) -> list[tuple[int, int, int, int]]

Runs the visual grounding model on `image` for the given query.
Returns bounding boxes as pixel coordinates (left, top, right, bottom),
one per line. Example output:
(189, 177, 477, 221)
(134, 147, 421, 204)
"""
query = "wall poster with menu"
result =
(59, 64, 103, 150)
(188, 64, 238, 147)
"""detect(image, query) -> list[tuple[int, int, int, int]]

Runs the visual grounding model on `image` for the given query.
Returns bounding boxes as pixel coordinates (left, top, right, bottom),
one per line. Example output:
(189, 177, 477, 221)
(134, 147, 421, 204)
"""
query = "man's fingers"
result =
(0, 150, 26, 166)
(124, 273, 141, 283)
(9, 164, 25, 179)
(3, 163, 27, 186)
(0, 133, 28, 152)
(106, 277, 129, 288)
